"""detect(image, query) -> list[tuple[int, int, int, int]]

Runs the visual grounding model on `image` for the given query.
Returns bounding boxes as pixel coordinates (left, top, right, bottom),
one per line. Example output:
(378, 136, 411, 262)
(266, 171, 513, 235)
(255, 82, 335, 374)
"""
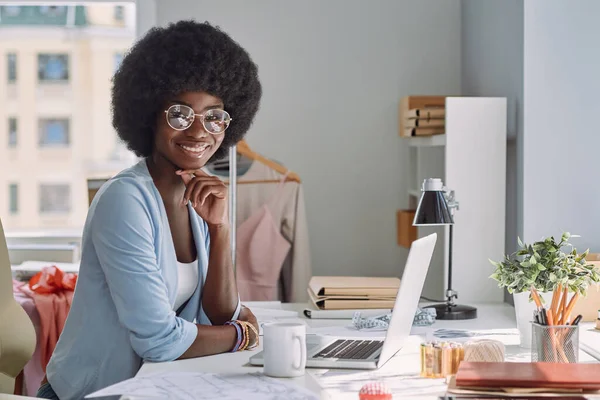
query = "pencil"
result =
(561, 292, 580, 325)
(557, 287, 567, 324)
(531, 286, 543, 308)
(551, 283, 562, 321)
(546, 312, 559, 361)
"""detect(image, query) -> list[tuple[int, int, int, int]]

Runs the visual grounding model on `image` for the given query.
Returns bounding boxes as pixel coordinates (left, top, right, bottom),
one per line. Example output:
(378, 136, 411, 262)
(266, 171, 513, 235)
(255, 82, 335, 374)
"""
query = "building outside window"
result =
(9, 183, 18, 214)
(114, 5, 124, 21)
(0, 3, 136, 232)
(38, 53, 69, 81)
(39, 5, 67, 17)
(39, 184, 70, 213)
(8, 118, 17, 147)
(7, 53, 17, 83)
(3, 6, 22, 17)
(114, 52, 124, 73)
(39, 118, 69, 147)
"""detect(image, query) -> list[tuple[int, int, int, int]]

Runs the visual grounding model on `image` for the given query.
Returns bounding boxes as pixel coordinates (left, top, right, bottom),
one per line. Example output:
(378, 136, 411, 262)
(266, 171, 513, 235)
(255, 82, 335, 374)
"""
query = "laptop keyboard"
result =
(313, 339, 384, 360)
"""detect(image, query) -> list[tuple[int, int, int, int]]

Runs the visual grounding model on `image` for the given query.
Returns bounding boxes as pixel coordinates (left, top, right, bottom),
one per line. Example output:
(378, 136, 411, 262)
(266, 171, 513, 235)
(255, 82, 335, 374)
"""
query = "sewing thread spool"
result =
(463, 339, 505, 362)
(420, 343, 434, 377)
(420, 341, 463, 378)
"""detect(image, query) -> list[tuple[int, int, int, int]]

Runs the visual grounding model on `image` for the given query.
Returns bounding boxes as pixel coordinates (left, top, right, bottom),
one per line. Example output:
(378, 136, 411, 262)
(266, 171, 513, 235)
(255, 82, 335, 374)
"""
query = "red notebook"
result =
(456, 362, 600, 390)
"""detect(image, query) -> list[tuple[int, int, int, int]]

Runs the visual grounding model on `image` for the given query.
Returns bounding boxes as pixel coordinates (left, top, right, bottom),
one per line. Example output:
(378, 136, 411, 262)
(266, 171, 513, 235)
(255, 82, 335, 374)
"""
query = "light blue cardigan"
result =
(46, 159, 241, 400)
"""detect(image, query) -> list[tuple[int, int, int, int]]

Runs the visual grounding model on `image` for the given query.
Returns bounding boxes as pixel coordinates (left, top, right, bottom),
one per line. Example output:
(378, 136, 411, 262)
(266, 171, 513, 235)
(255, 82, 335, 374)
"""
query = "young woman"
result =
(37, 20, 262, 400)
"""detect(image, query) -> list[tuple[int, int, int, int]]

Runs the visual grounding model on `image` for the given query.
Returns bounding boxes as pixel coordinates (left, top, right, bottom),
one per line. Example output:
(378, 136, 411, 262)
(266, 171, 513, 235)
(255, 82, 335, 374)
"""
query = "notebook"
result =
(308, 276, 400, 297)
(455, 362, 600, 390)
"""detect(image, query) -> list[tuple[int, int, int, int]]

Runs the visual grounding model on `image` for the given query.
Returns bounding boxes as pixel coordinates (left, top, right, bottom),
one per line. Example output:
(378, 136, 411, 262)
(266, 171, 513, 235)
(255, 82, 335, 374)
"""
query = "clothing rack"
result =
(228, 145, 237, 272)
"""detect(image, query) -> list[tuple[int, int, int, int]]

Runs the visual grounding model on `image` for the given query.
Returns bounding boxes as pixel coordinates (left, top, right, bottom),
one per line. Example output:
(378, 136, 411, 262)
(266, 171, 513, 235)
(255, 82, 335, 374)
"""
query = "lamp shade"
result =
(413, 178, 454, 226)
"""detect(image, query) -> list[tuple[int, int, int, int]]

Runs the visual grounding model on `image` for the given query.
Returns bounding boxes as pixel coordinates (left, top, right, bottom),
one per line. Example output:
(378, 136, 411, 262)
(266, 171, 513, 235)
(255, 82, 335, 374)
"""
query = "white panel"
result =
(445, 97, 507, 303)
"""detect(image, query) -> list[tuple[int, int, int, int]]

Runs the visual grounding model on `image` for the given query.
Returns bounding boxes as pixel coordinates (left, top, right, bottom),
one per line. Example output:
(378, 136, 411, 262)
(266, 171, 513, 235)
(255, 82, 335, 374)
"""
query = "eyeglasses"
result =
(164, 104, 232, 134)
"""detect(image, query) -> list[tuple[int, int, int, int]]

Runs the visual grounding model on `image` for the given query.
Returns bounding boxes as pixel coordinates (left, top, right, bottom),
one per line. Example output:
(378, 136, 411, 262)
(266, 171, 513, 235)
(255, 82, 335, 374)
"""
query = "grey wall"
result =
(523, 0, 600, 251)
(460, 0, 523, 303)
(153, 0, 462, 279)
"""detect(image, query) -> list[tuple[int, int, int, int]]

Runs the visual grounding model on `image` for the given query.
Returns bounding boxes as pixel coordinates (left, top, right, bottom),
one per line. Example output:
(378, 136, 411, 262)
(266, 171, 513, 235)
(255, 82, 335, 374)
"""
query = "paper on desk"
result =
(251, 306, 304, 336)
(85, 371, 319, 400)
(242, 301, 282, 310)
(309, 325, 387, 339)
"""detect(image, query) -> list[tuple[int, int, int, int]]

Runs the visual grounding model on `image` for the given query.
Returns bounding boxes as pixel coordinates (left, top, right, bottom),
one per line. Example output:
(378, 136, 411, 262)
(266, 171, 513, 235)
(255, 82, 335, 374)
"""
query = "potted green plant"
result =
(489, 232, 600, 348)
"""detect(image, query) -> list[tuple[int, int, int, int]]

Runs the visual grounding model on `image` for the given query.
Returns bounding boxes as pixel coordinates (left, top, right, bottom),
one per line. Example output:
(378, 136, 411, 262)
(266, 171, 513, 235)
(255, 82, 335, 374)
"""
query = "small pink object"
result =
(358, 382, 392, 400)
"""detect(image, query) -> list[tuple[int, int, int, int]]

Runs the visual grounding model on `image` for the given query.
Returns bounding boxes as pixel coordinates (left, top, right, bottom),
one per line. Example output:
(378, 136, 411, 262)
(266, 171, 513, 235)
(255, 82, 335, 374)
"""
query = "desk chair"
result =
(0, 218, 36, 394)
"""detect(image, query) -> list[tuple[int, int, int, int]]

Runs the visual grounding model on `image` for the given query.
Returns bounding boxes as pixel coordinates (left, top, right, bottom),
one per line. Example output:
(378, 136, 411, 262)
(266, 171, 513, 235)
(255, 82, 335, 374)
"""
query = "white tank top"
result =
(173, 259, 199, 311)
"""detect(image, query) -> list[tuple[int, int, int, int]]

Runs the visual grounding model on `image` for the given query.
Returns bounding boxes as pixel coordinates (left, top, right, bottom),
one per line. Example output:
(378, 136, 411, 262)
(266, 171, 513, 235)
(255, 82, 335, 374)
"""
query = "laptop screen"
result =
(377, 233, 437, 365)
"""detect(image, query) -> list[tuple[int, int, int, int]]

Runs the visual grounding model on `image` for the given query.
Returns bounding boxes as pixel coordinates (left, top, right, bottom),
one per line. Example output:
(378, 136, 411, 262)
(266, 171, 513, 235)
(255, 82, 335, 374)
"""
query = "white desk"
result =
(136, 303, 600, 400)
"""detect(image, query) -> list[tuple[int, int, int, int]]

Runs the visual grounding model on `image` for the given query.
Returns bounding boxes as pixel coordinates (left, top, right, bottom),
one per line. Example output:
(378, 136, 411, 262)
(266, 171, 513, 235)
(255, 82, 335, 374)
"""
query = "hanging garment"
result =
(207, 159, 312, 302)
(235, 174, 292, 301)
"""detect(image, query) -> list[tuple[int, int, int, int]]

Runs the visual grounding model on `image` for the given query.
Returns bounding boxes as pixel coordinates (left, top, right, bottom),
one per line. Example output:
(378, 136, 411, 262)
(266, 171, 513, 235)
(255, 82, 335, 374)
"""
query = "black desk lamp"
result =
(413, 178, 477, 320)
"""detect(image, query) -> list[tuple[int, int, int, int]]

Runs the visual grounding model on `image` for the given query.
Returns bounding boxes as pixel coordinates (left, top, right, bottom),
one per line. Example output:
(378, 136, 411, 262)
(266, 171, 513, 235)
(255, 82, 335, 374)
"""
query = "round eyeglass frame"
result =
(164, 104, 232, 134)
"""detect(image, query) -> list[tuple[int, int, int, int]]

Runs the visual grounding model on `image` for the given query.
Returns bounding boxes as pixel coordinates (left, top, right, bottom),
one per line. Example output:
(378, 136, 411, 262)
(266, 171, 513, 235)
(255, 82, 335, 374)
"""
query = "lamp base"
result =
(424, 303, 477, 320)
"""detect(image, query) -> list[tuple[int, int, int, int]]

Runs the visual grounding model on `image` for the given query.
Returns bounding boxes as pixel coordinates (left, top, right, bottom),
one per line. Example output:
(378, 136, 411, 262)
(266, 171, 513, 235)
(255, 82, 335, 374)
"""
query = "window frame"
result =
(8, 117, 17, 147)
(114, 5, 124, 21)
(9, 183, 18, 214)
(7, 52, 17, 83)
(37, 53, 70, 83)
(38, 117, 70, 148)
(39, 183, 71, 214)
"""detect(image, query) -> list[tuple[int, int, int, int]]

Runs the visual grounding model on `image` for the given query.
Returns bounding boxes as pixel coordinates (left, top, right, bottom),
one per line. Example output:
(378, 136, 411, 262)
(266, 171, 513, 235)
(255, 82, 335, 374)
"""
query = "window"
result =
(114, 52, 124, 73)
(39, 184, 70, 213)
(114, 5, 124, 21)
(39, 6, 66, 17)
(1, 3, 136, 233)
(38, 54, 69, 82)
(39, 118, 69, 147)
(8, 118, 17, 147)
(9, 184, 18, 214)
(7, 53, 16, 83)
(3, 6, 21, 17)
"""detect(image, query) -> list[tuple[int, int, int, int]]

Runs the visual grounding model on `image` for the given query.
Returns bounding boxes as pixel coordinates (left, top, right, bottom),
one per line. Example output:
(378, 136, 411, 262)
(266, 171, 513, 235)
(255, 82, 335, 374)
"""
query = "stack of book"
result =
(398, 95, 446, 137)
(307, 276, 400, 310)
(449, 361, 600, 396)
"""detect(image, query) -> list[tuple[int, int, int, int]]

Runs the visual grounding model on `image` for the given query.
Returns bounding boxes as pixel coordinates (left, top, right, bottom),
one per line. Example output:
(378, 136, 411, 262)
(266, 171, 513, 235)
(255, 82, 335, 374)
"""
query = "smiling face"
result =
(153, 91, 227, 171)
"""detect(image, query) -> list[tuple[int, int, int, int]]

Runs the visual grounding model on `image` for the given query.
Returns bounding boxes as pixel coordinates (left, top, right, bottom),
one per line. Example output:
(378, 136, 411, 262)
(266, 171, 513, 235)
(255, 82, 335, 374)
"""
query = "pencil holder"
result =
(531, 322, 579, 363)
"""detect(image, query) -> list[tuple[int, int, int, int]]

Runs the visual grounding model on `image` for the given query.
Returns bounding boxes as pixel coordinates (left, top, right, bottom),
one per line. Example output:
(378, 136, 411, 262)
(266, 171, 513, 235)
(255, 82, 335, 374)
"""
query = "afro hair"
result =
(111, 20, 262, 161)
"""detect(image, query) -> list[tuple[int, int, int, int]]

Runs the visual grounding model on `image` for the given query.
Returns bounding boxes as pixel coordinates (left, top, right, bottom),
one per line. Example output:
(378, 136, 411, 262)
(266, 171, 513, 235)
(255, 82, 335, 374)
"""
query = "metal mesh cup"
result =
(531, 322, 579, 363)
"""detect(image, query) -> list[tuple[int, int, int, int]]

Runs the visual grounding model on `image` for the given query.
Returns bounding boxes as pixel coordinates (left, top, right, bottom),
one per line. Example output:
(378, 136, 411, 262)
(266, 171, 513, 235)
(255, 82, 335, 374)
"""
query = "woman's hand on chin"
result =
(176, 169, 228, 226)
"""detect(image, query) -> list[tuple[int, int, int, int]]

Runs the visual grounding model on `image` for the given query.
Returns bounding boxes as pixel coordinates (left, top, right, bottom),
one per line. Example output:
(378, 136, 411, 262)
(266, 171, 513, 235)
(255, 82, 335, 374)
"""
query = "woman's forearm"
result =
(202, 223, 239, 325)
(177, 324, 237, 359)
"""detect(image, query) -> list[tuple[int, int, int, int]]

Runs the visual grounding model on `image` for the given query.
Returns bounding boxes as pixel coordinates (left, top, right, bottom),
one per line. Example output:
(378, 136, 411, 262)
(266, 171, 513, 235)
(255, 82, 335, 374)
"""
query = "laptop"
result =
(249, 233, 437, 370)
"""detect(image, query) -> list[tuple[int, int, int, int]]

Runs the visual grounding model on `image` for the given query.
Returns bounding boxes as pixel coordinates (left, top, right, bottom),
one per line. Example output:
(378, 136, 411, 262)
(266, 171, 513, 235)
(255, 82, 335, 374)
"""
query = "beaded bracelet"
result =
(240, 322, 250, 351)
(225, 320, 243, 352)
(243, 321, 259, 350)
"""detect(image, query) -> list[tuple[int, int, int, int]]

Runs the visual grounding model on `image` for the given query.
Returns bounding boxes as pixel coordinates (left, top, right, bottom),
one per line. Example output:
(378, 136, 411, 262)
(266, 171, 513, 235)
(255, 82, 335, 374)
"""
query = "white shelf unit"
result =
(406, 97, 507, 304)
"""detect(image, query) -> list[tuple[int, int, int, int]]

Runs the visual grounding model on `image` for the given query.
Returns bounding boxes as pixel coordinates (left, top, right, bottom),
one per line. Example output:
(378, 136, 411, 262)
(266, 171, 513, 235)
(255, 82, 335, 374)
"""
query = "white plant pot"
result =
(513, 291, 553, 348)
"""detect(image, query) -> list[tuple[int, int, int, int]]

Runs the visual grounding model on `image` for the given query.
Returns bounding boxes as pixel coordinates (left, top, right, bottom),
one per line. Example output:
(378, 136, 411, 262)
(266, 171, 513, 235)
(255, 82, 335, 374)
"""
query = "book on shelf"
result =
(399, 95, 447, 137)
(404, 118, 445, 128)
(404, 127, 445, 137)
(406, 107, 446, 119)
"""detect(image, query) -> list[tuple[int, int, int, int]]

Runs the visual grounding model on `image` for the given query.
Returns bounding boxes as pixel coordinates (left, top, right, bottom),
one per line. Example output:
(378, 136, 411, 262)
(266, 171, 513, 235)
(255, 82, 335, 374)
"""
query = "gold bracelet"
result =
(245, 322, 259, 350)
(239, 321, 250, 351)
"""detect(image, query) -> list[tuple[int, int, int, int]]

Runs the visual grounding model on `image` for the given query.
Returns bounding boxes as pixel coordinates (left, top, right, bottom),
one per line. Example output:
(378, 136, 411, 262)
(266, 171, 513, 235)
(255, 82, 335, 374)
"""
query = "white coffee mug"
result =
(263, 322, 307, 377)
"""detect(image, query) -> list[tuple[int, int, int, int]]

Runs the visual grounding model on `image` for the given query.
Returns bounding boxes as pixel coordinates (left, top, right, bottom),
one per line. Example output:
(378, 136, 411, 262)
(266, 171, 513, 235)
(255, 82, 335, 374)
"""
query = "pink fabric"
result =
(13, 280, 44, 396)
(236, 174, 292, 301)
(12, 265, 76, 394)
